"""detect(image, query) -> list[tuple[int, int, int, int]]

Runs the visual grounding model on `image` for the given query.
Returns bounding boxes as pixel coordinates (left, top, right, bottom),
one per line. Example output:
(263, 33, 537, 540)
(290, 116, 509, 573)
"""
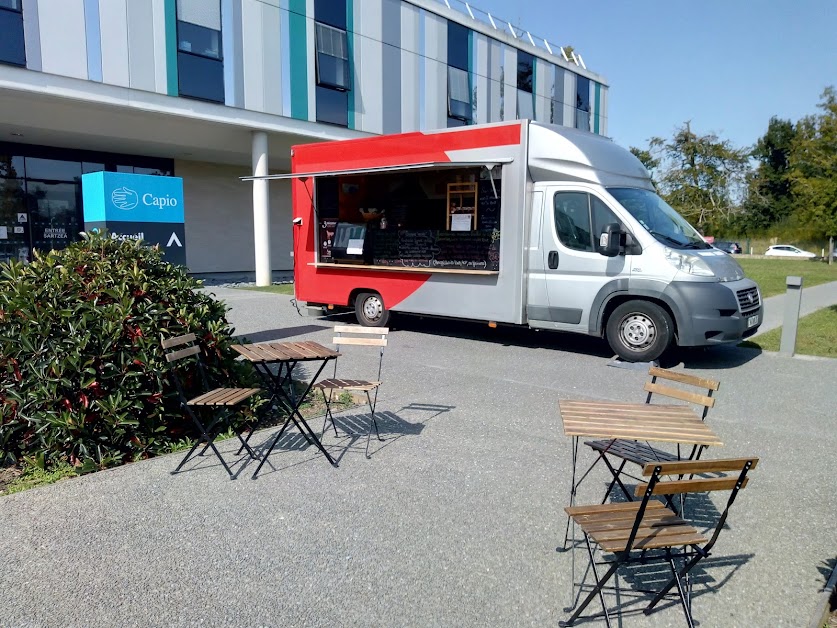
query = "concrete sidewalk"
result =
(751, 280, 837, 337)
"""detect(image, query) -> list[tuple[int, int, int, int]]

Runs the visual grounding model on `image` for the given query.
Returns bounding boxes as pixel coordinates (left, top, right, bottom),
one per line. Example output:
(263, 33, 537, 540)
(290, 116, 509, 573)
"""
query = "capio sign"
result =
(82, 172, 187, 266)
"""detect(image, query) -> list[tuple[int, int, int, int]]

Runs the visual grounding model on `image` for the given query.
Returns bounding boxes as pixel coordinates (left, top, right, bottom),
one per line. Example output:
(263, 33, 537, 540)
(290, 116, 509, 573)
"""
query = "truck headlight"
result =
(664, 247, 715, 277)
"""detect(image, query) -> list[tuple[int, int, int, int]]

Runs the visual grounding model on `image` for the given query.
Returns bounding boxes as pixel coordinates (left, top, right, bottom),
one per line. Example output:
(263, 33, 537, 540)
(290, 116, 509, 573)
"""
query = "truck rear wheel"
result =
(355, 291, 390, 327)
(606, 301, 673, 362)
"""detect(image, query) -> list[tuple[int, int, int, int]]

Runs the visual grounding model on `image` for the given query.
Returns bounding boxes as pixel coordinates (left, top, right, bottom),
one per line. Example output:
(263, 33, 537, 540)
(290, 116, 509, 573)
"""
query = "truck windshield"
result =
(606, 187, 710, 250)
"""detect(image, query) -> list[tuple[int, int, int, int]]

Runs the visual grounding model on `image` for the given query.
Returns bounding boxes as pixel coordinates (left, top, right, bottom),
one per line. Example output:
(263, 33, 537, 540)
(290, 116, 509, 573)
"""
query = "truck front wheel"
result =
(605, 301, 673, 362)
(354, 291, 390, 327)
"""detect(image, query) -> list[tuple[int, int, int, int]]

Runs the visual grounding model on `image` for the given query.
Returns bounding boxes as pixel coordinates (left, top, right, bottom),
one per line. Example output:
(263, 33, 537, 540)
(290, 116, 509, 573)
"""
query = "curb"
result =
(809, 560, 837, 628)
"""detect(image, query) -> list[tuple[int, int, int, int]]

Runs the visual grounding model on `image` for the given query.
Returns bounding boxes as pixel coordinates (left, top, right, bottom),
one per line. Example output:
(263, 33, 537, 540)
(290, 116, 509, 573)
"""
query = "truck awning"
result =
(239, 159, 513, 182)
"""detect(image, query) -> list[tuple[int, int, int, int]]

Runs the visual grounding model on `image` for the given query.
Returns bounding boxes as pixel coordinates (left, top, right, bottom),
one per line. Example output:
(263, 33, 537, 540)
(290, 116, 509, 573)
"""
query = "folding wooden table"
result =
(558, 398, 724, 546)
(232, 341, 341, 478)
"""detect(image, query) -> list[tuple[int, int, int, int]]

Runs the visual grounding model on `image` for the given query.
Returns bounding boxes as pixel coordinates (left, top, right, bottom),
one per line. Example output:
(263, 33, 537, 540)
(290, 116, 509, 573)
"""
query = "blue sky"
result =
(469, 0, 837, 152)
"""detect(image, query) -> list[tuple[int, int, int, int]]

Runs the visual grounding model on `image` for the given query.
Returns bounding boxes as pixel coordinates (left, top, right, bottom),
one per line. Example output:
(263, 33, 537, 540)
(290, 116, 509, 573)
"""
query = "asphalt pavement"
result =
(1, 287, 835, 627)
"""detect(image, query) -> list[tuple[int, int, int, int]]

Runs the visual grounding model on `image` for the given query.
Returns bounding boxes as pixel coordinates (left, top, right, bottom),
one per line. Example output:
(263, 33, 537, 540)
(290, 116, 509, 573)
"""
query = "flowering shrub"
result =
(0, 231, 256, 472)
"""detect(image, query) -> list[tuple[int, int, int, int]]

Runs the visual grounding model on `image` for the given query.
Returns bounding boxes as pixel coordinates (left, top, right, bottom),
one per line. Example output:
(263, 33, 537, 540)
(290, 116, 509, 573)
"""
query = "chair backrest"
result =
(161, 333, 208, 400)
(644, 366, 720, 420)
(332, 326, 389, 380)
(631, 457, 758, 553)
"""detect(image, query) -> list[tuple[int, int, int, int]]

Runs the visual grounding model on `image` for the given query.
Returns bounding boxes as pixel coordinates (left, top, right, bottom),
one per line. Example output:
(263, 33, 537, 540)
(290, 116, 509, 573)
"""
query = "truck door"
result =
(535, 186, 631, 334)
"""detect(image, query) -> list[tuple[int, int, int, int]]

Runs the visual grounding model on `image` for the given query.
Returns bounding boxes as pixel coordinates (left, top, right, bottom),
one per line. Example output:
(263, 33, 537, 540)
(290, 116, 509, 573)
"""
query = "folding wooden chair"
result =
(585, 367, 720, 503)
(163, 333, 260, 478)
(561, 457, 758, 628)
(314, 326, 388, 458)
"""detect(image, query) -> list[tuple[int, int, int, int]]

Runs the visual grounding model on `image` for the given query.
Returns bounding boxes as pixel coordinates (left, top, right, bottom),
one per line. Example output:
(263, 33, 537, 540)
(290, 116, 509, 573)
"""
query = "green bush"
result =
(0, 231, 257, 472)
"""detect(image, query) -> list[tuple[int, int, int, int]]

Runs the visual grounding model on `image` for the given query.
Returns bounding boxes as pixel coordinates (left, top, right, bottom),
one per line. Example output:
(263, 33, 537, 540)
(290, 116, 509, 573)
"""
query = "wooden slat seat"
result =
(188, 387, 260, 406)
(584, 439, 679, 466)
(566, 501, 705, 553)
(313, 378, 381, 392)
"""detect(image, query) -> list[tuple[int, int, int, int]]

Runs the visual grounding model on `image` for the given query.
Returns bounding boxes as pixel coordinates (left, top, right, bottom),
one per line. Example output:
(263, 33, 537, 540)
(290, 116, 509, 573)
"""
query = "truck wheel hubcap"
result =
(620, 314, 656, 350)
(363, 296, 383, 321)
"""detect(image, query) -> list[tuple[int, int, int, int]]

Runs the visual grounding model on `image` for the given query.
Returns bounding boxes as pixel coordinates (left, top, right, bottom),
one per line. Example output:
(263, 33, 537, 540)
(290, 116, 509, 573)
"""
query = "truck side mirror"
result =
(598, 223, 621, 257)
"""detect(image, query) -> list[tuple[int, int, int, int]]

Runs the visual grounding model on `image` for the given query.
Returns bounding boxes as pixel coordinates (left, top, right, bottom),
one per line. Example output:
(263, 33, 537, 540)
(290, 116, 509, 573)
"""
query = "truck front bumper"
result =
(665, 279, 762, 347)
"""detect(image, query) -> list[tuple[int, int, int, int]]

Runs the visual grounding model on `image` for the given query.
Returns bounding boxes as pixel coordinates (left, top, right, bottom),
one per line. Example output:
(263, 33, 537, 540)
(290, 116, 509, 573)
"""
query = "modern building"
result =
(0, 0, 608, 279)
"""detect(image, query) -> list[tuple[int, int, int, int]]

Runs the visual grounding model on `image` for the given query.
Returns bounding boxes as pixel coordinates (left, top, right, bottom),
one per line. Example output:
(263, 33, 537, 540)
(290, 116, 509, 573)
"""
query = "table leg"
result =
(251, 358, 338, 478)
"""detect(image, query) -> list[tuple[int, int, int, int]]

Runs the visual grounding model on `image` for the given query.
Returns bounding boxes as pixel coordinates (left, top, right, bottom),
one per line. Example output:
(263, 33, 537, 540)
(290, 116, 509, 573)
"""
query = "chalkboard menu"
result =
(369, 228, 500, 271)
(477, 178, 501, 231)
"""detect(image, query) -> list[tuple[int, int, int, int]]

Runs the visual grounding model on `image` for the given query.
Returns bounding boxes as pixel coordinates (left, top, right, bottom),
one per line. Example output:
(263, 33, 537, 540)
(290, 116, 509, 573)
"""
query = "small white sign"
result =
(17, 213, 27, 223)
(0, 226, 7, 239)
(13, 226, 24, 234)
(347, 238, 364, 255)
(451, 214, 472, 231)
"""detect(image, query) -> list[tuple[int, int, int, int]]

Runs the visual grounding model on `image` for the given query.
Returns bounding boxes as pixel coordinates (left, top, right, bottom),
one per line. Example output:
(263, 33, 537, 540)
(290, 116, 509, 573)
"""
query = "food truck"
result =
(254, 120, 762, 362)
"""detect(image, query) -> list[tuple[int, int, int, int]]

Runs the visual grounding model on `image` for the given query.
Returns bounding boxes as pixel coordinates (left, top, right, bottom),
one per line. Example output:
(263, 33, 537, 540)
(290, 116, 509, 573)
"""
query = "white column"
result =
(252, 131, 271, 286)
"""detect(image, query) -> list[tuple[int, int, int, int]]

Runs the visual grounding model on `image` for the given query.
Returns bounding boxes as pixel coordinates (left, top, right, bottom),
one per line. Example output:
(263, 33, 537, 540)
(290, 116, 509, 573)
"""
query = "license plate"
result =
(747, 315, 759, 328)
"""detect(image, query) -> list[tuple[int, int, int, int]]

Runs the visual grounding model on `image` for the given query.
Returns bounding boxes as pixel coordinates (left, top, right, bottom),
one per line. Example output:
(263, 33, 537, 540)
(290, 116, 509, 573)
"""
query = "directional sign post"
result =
(81, 172, 187, 266)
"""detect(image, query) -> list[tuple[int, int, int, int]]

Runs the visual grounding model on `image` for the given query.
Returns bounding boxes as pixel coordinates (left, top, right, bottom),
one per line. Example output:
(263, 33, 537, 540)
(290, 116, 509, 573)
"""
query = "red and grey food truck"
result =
(248, 120, 761, 362)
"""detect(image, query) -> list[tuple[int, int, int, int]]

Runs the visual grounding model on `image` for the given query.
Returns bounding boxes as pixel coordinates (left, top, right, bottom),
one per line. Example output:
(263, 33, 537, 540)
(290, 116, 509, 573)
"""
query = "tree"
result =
(642, 122, 749, 232)
(629, 146, 659, 174)
(789, 86, 837, 258)
(740, 117, 796, 232)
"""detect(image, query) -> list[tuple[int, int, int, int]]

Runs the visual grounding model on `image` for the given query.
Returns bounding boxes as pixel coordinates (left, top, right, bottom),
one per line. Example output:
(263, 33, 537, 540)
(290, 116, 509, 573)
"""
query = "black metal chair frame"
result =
(317, 326, 388, 459)
(561, 457, 757, 628)
(164, 333, 259, 479)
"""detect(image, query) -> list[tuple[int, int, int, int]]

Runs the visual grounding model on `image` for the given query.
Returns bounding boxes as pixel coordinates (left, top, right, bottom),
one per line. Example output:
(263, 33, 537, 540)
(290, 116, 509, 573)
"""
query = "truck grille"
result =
(736, 287, 760, 314)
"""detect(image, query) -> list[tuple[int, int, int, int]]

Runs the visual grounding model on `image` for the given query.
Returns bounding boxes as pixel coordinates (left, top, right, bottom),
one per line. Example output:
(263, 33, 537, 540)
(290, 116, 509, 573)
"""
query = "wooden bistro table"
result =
(232, 341, 341, 478)
(558, 398, 724, 513)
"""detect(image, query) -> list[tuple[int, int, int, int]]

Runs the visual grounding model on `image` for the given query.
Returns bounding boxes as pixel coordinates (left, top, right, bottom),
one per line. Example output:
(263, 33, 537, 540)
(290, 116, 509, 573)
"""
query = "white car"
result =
(764, 245, 817, 258)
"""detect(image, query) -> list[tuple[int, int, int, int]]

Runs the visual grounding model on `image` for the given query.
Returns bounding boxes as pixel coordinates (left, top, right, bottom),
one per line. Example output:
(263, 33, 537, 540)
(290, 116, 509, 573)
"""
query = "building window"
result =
(314, 0, 349, 127)
(176, 0, 224, 103)
(314, 0, 346, 30)
(448, 67, 471, 123)
(575, 75, 591, 131)
(0, 0, 25, 67)
(316, 86, 348, 127)
(315, 22, 349, 90)
(516, 50, 534, 120)
(447, 20, 471, 127)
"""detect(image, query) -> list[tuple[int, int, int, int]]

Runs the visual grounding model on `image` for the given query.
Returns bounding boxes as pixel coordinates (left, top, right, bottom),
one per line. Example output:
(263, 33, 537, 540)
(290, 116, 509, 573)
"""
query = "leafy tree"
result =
(629, 147, 659, 174)
(740, 117, 796, 232)
(644, 122, 750, 232)
(789, 87, 837, 253)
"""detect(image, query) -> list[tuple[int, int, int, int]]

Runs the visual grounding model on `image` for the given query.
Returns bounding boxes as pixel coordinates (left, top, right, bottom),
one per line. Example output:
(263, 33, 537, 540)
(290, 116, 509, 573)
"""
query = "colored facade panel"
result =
(473, 32, 489, 125)
(83, 0, 102, 82)
(21, 0, 42, 71)
(38, 0, 88, 80)
(98, 0, 130, 87)
(399, 1, 419, 132)
(381, 0, 401, 135)
(354, 0, 384, 134)
(288, 0, 308, 120)
(151, 0, 169, 94)
(242, 0, 283, 113)
(126, 0, 157, 92)
(163, 0, 177, 95)
(501, 44, 516, 122)
(488, 38, 502, 123)
(594, 82, 601, 134)
(421, 10, 446, 131)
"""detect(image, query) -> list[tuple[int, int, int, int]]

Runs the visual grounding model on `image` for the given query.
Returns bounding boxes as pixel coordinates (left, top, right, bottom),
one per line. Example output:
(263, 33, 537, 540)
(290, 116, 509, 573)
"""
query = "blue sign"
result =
(81, 172, 184, 223)
(82, 172, 187, 266)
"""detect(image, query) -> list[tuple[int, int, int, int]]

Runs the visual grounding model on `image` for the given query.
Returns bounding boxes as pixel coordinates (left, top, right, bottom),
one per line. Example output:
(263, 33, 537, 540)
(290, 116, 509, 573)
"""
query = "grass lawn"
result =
(741, 305, 837, 358)
(737, 258, 837, 298)
(234, 283, 295, 295)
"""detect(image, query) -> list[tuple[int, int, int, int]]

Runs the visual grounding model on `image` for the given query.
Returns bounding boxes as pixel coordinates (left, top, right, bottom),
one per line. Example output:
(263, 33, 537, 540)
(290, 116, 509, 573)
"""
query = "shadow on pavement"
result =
(237, 324, 330, 344)
(388, 314, 615, 359)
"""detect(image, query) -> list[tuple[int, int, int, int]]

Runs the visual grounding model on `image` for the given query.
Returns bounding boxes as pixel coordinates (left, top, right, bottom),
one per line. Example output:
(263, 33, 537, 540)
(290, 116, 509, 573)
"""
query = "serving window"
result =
(315, 166, 501, 272)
